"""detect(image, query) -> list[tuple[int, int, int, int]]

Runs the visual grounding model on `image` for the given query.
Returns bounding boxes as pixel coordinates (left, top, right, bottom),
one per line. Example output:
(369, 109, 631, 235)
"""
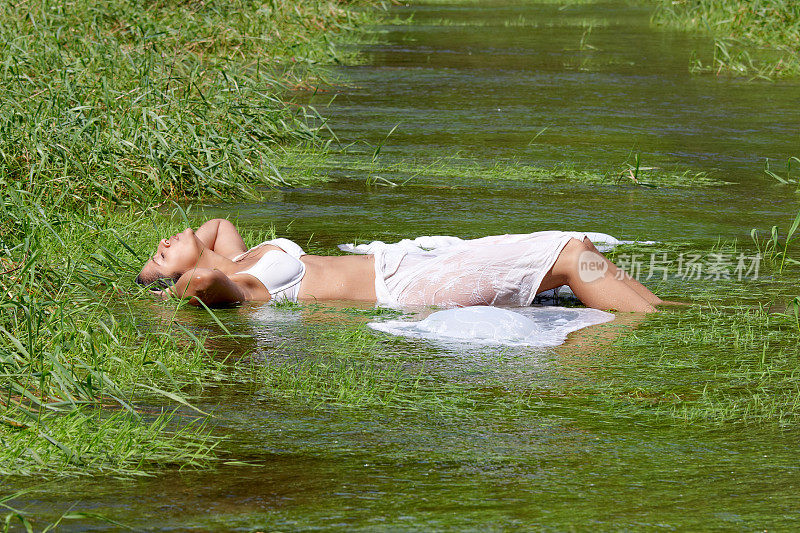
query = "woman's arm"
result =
(194, 219, 247, 259)
(163, 268, 247, 306)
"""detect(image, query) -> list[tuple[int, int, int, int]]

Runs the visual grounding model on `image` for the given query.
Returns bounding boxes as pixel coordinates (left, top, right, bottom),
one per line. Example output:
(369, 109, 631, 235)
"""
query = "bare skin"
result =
(536, 238, 660, 313)
(139, 219, 376, 306)
(138, 219, 663, 312)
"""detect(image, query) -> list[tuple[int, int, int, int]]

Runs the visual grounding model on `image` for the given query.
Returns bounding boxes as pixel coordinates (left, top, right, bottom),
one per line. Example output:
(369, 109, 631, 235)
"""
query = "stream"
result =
(14, 1, 800, 529)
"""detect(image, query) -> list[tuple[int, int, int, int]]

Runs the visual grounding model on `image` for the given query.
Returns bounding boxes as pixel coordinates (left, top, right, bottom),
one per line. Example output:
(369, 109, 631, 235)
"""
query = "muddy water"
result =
(14, 1, 800, 530)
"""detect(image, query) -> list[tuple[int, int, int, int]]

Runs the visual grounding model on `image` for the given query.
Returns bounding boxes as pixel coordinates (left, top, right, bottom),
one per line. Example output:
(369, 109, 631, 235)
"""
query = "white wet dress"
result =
(339, 231, 627, 308)
(339, 231, 636, 346)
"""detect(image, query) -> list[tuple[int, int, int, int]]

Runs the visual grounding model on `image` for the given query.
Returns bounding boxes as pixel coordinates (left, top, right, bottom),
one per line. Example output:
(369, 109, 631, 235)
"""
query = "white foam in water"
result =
(368, 306, 614, 347)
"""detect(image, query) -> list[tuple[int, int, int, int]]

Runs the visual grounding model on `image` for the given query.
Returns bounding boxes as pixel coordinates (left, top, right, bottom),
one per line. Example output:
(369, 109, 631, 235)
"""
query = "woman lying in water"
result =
(135, 218, 664, 312)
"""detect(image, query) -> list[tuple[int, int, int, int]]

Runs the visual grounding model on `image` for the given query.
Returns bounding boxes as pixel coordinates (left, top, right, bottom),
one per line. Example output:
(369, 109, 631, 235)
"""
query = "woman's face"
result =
(139, 228, 204, 282)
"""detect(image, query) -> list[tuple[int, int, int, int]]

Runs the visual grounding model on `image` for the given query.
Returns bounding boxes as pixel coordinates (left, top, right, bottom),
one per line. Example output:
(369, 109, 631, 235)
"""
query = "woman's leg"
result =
(538, 238, 658, 313)
(583, 238, 663, 306)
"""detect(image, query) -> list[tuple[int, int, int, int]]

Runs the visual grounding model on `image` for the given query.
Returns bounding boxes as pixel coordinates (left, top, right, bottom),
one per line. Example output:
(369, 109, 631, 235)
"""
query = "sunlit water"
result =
(217, 0, 799, 246)
(13, 1, 800, 529)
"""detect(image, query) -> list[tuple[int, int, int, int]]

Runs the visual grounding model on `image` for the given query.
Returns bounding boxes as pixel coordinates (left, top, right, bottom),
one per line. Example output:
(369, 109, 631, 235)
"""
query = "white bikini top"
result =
(235, 238, 306, 303)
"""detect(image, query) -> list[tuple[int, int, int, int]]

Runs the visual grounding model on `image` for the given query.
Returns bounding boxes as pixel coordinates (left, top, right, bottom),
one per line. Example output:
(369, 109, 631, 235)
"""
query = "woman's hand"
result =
(158, 268, 246, 306)
(154, 287, 174, 300)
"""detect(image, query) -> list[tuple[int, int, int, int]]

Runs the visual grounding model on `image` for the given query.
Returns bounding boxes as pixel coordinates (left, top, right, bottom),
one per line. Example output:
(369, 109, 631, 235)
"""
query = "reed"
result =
(652, 0, 800, 78)
(0, 0, 380, 205)
(750, 208, 800, 272)
(764, 156, 800, 188)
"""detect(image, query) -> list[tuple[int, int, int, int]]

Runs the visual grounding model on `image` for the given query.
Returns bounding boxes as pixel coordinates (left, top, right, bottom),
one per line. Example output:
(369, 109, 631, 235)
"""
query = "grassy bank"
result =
(0, 0, 381, 204)
(652, 0, 800, 78)
(1, 202, 224, 476)
(0, 0, 380, 478)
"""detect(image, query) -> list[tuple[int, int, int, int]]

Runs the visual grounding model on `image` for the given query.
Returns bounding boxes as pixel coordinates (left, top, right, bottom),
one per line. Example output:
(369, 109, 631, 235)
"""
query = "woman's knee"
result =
(553, 238, 593, 278)
(583, 237, 599, 253)
(565, 237, 617, 283)
(561, 237, 593, 262)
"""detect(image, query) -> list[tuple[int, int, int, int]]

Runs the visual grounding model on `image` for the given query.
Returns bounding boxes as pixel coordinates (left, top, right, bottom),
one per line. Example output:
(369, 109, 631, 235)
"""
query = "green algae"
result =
(300, 152, 729, 188)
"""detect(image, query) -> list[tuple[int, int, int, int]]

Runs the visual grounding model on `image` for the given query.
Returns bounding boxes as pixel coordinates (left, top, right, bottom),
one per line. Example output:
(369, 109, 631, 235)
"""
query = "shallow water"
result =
(10, 1, 800, 529)
(217, 0, 799, 247)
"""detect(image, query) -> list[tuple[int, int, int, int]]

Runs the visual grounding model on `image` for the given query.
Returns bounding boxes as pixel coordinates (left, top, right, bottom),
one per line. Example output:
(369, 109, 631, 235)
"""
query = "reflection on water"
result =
(12, 1, 800, 530)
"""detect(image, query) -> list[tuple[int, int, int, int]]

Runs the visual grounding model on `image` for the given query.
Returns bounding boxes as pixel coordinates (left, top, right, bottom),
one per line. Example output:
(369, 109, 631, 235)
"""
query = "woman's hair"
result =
(134, 270, 180, 291)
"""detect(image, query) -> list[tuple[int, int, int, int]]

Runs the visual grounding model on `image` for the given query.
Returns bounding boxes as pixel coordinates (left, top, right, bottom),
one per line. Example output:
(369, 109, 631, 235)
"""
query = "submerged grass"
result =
(244, 323, 504, 413)
(601, 303, 800, 424)
(416, 0, 606, 4)
(258, 265, 800, 427)
(290, 150, 727, 188)
(652, 0, 800, 78)
(231, 208, 800, 429)
(414, 16, 612, 29)
(239, 291, 800, 428)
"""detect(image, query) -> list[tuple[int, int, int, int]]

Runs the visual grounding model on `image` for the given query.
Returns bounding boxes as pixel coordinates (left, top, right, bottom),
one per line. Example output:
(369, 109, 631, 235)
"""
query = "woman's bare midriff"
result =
(297, 254, 376, 302)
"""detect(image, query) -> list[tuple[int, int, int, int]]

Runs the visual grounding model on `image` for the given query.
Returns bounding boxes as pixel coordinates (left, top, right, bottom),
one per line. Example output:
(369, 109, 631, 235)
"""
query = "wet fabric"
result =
(338, 231, 633, 255)
(364, 231, 588, 307)
(368, 306, 615, 347)
(340, 231, 654, 306)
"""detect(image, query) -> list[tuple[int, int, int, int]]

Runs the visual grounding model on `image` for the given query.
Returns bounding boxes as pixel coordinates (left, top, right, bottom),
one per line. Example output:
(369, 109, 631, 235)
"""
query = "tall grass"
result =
(652, 0, 800, 78)
(0, 0, 381, 476)
(0, 197, 224, 475)
(0, 0, 378, 205)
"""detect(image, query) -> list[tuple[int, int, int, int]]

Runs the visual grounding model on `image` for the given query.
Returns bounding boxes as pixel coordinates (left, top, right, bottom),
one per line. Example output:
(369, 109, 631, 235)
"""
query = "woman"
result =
(135, 219, 663, 312)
